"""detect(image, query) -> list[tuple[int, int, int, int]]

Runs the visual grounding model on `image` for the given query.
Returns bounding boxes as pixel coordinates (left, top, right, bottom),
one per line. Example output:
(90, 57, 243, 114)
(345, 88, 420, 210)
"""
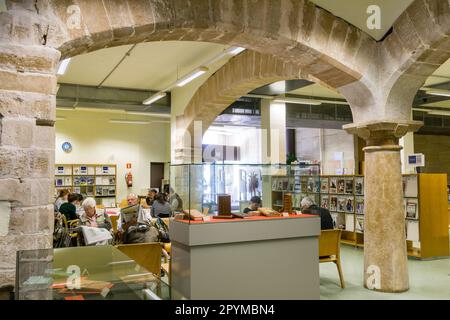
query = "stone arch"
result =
(177, 50, 305, 137)
(340, 0, 450, 123)
(40, 0, 374, 89)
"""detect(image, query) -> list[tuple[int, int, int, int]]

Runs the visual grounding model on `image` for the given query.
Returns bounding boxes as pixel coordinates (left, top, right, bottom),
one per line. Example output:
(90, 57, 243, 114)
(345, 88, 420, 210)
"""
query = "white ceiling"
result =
(310, 0, 414, 41)
(58, 41, 230, 91)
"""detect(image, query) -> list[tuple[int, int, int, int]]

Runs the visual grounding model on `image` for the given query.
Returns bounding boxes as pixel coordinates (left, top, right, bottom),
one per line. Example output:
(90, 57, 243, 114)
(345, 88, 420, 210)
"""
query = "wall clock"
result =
(62, 142, 72, 153)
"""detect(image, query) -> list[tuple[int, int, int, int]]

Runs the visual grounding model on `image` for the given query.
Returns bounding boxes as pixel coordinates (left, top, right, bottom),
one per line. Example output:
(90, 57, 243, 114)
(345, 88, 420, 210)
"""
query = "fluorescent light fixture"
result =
(428, 110, 450, 116)
(57, 58, 71, 75)
(225, 46, 246, 56)
(56, 107, 75, 111)
(126, 111, 171, 118)
(175, 67, 209, 87)
(273, 97, 322, 105)
(56, 117, 66, 121)
(412, 108, 431, 113)
(76, 107, 126, 114)
(427, 91, 450, 97)
(109, 119, 150, 125)
(422, 88, 450, 97)
(143, 91, 167, 105)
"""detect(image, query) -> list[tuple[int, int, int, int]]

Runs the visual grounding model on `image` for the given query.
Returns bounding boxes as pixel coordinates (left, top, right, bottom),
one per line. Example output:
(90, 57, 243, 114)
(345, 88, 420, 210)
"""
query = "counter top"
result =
(175, 213, 316, 224)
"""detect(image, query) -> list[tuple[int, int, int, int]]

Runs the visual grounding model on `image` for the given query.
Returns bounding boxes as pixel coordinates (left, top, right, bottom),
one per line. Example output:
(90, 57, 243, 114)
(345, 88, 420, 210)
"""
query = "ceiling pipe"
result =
(97, 44, 138, 88)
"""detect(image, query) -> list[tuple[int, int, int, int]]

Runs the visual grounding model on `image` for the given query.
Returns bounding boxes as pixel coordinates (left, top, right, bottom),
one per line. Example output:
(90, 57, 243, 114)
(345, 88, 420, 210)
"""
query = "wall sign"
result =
(62, 142, 72, 153)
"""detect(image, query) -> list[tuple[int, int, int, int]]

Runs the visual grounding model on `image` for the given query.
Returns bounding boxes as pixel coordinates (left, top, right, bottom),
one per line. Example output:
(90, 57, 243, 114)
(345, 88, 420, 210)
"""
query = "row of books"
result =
(55, 165, 116, 176)
(272, 176, 364, 195)
(332, 213, 419, 241)
(96, 186, 116, 197)
(272, 175, 418, 198)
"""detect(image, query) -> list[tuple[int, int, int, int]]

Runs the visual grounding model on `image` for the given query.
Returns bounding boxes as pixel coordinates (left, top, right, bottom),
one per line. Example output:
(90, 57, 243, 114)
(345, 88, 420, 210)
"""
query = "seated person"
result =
(300, 197, 333, 230)
(75, 193, 84, 216)
(169, 188, 183, 212)
(243, 196, 262, 214)
(54, 189, 69, 215)
(78, 197, 112, 231)
(117, 193, 141, 232)
(59, 193, 81, 221)
(122, 212, 159, 244)
(145, 189, 158, 206)
(152, 193, 173, 218)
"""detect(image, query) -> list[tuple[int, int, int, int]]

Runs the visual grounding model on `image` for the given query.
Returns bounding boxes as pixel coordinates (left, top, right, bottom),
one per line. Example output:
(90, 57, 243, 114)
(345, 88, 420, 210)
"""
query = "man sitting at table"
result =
(243, 196, 262, 215)
(300, 197, 333, 230)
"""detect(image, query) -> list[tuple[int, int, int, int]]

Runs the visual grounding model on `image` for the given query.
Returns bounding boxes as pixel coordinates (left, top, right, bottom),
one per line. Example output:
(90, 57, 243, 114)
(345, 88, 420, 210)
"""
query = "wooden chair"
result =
(319, 229, 345, 288)
(116, 243, 162, 277)
(118, 199, 128, 208)
(110, 215, 119, 234)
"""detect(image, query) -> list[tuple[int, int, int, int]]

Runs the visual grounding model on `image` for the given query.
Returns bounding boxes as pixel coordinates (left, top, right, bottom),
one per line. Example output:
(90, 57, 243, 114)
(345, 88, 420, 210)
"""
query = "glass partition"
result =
(15, 246, 184, 300)
(169, 163, 321, 222)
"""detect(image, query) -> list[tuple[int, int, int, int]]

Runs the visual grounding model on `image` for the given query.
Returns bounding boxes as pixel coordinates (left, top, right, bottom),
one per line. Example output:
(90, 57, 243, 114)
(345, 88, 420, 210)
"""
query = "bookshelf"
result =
(54, 164, 117, 207)
(271, 172, 449, 259)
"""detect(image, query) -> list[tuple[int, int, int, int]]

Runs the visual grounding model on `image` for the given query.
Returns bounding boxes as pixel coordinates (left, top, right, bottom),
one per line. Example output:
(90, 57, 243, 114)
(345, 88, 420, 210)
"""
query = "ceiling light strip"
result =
(57, 58, 71, 75)
(142, 46, 246, 105)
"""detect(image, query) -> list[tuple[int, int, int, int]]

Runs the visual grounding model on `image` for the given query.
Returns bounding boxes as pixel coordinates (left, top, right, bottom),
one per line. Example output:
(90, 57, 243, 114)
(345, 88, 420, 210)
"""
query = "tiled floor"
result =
(320, 245, 450, 300)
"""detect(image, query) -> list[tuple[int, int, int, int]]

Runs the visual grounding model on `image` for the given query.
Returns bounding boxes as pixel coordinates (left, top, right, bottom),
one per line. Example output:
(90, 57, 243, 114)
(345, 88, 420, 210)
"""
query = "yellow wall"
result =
(55, 110, 170, 202)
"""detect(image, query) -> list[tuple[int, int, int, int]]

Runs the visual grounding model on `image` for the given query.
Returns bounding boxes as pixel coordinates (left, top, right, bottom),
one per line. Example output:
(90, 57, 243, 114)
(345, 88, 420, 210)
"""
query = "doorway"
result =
(150, 162, 165, 192)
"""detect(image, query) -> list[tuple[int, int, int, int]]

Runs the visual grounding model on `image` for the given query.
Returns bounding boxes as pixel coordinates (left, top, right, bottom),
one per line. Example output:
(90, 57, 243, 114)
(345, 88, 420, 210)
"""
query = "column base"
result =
(364, 285, 409, 293)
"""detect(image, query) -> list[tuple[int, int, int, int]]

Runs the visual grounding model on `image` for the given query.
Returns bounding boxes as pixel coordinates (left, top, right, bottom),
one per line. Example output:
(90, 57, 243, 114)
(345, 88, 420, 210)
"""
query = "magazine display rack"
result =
(275, 173, 448, 259)
(54, 164, 117, 207)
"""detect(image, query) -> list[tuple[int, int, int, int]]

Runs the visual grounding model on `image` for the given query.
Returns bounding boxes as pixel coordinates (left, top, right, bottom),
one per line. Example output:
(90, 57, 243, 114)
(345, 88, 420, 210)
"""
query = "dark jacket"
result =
(59, 202, 77, 221)
(303, 205, 334, 230)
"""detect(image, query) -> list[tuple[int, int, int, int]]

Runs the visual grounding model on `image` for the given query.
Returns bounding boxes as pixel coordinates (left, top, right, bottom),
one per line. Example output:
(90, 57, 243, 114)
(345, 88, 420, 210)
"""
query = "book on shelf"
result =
(320, 178, 329, 193)
(56, 178, 63, 187)
(330, 196, 338, 212)
(337, 196, 347, 212)
(403, 175, 418, 198)
(345, 214, 354, 232)
(345, 196, 354, 213)
(355, 177, 364, 195)
(355, 215, 364, 233)
(335, 212, 346, 229)
(405, 199, 419, 219)
(320, 195, 329, 210)
(329, 177, 337, 193)
(356, 196, 364, 214)
(405, 220, 419, 242)
(307, 177, 315, 192)
(337, 178, 345, 194)
(345, 178, 354, 194)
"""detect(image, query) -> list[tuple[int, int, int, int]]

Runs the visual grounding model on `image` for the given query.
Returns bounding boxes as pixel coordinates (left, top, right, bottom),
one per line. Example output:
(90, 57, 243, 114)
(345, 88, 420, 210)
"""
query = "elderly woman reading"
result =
(78, 197, 112, 231)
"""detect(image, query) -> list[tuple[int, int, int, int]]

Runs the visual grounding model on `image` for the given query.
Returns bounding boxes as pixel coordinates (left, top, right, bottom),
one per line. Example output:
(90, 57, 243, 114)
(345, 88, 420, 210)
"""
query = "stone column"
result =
(0, 6, 60, 289)
(344, 121, 422, 293)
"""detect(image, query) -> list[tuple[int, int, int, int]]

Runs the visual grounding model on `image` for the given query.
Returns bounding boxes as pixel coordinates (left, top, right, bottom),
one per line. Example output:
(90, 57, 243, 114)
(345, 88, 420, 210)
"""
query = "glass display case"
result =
(169, 163, 321, 221)
(15, 246, 184, 300)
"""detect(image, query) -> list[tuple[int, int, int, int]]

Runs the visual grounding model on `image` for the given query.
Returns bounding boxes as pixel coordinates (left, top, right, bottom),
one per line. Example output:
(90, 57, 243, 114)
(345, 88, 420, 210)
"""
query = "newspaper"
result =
(80, 226, 112, 245)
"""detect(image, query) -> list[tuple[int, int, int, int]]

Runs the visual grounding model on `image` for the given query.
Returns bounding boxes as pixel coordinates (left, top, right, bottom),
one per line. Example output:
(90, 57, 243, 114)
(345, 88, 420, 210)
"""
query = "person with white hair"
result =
(78, 197, 112, 231)
(300, 197, 334, 230)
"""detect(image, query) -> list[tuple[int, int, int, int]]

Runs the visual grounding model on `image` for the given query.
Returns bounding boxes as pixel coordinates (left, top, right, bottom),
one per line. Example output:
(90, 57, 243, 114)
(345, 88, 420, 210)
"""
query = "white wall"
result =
(55, 110, 170, 202)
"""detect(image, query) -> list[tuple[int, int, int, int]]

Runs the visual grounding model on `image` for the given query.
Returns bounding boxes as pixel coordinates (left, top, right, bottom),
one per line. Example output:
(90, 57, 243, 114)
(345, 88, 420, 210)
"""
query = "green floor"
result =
(320, 245, 450, 300)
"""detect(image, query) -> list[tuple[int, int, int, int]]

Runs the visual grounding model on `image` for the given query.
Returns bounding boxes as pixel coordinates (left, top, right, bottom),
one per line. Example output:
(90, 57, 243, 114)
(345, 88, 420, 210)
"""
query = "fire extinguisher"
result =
(125, 172, 133, 187)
